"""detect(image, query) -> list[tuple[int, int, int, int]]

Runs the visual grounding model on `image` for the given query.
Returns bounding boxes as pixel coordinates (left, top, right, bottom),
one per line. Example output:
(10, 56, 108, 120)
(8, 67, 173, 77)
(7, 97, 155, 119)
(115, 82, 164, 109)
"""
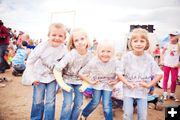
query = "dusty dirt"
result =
(0, 69, 180, 120)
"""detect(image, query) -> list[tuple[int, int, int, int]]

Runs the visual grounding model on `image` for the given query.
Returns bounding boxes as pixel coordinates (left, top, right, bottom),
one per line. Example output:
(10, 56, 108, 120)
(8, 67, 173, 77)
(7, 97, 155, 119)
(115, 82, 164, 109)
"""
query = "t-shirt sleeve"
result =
(151, 58, 163, 76)
(54, 52, 71, 72)
(26, 42, 47, 65)
(79, 59, 94, 76)
(116, 54, 126, 75)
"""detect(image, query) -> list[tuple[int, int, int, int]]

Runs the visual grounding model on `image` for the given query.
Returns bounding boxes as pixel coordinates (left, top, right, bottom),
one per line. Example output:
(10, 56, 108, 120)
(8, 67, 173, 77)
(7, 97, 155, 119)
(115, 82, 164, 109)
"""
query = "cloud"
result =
(0, 0, 180, 51)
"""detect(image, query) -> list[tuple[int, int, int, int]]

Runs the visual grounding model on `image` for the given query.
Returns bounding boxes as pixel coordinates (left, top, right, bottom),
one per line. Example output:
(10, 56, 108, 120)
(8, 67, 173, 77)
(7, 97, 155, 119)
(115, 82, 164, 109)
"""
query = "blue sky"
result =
(0, 0, 180, 52)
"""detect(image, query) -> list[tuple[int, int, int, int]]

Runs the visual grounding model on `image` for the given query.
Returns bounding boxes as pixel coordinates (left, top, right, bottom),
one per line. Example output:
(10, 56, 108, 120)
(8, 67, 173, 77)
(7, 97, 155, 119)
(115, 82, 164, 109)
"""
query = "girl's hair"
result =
(67, 28, 90, 51)
(96, 40, 115, 56)
(48, 23, 66, 37)
(129, 28, 150, 50)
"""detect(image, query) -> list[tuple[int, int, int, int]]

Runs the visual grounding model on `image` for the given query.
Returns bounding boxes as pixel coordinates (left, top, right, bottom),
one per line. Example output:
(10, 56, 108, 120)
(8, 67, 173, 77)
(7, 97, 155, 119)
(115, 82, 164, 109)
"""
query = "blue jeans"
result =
(31, 81, 56, 120)
(123, 97, 147, 120)
(13, 64, 26, 72)
(60, 84, 83, 120)
(82, 89, 113, 120)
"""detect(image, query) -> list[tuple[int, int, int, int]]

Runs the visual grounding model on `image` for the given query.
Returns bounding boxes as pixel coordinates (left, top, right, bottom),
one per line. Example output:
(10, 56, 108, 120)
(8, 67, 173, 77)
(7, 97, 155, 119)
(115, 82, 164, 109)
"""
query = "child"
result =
(12, 41, 29, 76)
(117, 28, 163, 120)
(53, 28, 92, 120)
(26, 23, 68, 120)
(160, 31, 180, 101)
(153, 43, 160, 65)
(79, 41, 119, 120)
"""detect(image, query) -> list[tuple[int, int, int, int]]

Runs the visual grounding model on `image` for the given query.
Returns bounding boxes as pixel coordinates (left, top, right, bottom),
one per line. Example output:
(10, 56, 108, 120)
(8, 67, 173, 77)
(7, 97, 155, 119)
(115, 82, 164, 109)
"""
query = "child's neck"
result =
(133, 50, 144, 56)
(170, 41, 178, 44)
(77, 49, 87, 55)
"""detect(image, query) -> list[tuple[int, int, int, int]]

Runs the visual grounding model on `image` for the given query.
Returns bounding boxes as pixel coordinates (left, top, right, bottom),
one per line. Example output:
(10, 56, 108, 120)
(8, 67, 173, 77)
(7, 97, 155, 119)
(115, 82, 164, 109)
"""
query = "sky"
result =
(0, 0, 180, 52)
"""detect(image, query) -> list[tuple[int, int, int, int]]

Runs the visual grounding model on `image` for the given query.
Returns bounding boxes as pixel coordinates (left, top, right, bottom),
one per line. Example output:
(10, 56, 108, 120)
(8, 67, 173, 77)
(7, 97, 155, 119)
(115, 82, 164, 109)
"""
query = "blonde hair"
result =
(67, 28, 90, 51)
(129, 28, 150, 50)
(23, 34, 30, 40)
(48, 23, 66, 37)
(96, 40, 115, 56)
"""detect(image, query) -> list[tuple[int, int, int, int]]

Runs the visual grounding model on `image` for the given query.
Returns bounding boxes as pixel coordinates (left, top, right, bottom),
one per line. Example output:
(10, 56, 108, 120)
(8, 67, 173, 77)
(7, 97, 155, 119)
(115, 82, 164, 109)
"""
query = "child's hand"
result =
(108, 80, 118, 86)
(64, 85, 72, 92)
(139, 81, 150, 88)
(90, 80, 99, 85)
(79, 81, 89, 92)
(126, 82, 135, 89)
(174, 63, 180, 68)
(33, 80, 40, 86)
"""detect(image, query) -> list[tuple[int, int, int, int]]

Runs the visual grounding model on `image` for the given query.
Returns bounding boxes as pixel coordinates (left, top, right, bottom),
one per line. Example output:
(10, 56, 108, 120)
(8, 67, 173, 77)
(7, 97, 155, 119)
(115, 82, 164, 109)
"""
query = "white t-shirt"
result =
(79, 56, 120, 91)
(55, 49, 92, 85)
(26, 41, 68, 83)
(119, 51, 163, 99)
(163, 43, 179, 67)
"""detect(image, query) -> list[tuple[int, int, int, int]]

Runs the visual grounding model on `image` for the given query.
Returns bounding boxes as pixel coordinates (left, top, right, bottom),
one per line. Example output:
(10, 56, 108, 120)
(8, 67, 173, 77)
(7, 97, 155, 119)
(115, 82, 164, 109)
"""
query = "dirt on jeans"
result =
(0, 69, 180, 120)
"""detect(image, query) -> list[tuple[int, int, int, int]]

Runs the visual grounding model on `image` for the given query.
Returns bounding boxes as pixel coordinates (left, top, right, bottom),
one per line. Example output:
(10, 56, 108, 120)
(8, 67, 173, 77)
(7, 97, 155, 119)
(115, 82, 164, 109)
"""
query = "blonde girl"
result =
(117, 28, 163, 120)
(53, 28, 92, 120)
(79, 41, 119, 120)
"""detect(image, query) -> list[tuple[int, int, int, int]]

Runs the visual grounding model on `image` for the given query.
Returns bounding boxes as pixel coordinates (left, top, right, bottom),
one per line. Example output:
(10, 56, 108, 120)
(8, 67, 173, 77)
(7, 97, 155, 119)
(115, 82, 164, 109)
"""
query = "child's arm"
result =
(160, 47, 166, 65)
(117, 74, 135, 88)
(108, 78, 119, 86)
(53, 69, 72, 92)
(140, 74, 163, 89)
(79, 80, 89, 92)
(79, 74, 98, 92)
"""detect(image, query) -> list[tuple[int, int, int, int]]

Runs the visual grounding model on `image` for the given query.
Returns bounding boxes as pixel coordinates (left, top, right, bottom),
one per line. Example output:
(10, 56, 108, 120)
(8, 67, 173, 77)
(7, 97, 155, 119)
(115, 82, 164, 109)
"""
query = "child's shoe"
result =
(12, 70, 18, 76)
(80, 115, 87, 120)
(155, 95, 164, 111)
(169, 93, 179, 102)
(163, 92, 168, 101)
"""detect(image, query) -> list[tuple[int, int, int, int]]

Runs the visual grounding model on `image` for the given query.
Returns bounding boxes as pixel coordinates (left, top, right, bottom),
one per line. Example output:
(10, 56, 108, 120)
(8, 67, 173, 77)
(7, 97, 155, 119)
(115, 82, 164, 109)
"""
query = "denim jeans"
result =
(13, 64, 26, 72)
(82, 89, 113, 120)
(60, 84, 83, 120)
(31, 80, 56, 120)
(123, 97, 147, 120)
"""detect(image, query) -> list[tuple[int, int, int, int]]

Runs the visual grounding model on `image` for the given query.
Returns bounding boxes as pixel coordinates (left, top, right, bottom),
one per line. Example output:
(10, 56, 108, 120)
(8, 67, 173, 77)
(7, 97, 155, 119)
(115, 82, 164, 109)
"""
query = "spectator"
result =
(0, 20, 10, 73)
(12, 41, 29, 76)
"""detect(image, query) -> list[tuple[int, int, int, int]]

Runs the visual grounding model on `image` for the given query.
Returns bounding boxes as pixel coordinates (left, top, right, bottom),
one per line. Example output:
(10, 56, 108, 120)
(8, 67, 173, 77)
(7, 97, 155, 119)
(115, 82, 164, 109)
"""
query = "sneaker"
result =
(158, 95, 164, 103)
(12, 70, 18, 76)
(163, 92, 168, 101)
(155, 95, 164, 111)
(80, 115, 87, 120)
(12, 70, 22, 76)
(169, 94, 179, 102)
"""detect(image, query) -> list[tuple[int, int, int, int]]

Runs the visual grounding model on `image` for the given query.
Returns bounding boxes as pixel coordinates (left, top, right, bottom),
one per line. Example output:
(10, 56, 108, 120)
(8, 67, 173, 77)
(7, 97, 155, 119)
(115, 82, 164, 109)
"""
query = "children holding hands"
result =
(53, 28, 92, 120)
(28, 24, 163, 120)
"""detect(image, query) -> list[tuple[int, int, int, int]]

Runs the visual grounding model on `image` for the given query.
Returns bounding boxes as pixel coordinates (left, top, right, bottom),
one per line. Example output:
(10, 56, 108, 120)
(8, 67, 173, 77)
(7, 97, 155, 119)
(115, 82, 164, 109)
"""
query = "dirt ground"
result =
(0, 69, 180, 120)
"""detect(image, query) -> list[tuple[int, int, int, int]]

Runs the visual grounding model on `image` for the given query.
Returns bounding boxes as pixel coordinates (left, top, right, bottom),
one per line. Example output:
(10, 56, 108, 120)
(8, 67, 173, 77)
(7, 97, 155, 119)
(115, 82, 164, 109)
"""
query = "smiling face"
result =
(48, 23, 66, 47)
(97, 44, 114, 63)
(129, 28, 149, 55)
(72, 32, 88, 51)
(130, 35, 147, 55)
